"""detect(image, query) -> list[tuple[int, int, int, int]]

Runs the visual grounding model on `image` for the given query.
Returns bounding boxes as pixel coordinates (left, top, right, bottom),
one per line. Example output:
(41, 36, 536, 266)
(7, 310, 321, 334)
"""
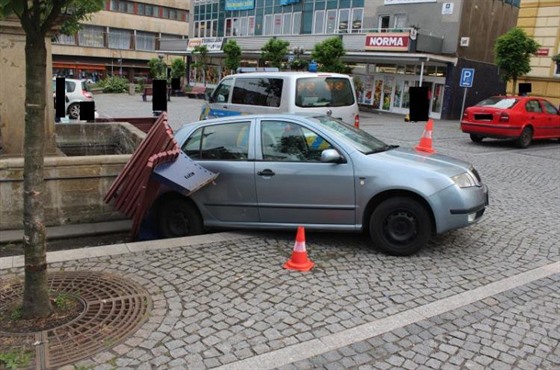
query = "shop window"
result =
(292, 13, 302, 34)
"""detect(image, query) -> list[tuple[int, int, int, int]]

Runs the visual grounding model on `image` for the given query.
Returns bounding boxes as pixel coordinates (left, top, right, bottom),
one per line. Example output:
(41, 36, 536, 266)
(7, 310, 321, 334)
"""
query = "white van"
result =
(200, 72, 360, 127)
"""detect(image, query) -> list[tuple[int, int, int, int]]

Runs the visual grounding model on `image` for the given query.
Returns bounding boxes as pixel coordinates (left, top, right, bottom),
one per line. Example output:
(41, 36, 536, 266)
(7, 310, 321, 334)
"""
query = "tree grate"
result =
(0, 271, 152, 369)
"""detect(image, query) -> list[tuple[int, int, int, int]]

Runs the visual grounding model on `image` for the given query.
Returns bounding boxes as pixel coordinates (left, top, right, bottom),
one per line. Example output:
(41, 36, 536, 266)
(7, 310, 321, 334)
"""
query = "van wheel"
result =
(67, 103, 80, 119)
(369, 197, 431, 256)
(157, 196, 203, 238)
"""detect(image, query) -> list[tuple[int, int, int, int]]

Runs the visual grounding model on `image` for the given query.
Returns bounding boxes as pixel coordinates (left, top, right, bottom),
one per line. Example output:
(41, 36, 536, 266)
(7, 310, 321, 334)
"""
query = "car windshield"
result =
(476, 97, 518, 109)
(310, 116, 391, 154)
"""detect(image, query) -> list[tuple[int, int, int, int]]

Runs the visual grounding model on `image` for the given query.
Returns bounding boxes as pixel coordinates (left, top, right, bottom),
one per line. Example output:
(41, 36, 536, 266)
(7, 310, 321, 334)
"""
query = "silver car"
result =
(153, 113, 488, 256)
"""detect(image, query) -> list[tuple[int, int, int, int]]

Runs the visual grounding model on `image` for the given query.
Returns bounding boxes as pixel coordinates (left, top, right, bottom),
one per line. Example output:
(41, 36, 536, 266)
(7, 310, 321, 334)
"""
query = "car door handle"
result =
(257, 169, 275, 177)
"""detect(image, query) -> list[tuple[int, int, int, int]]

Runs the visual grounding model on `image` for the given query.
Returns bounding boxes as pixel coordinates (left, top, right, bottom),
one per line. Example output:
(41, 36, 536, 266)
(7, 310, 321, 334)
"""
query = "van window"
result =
(232, 78, 283, 107)
(211, 78, 233, 103)
(295, 77, 355, 108)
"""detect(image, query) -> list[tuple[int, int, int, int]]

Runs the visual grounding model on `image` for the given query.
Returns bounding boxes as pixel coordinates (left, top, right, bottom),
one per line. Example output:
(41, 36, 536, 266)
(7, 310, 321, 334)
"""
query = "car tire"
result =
(156, 195, 203, 238)
(516, 127, 533, 148)
(470, 134, 484, 143)
(67, 103, 80, 119)
(369, 197, 431, 256)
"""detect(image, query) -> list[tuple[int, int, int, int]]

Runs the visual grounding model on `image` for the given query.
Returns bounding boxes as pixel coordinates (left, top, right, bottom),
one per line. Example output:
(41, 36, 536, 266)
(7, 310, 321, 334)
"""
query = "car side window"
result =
(525, 100, 542, 113)
(182, 122, 250, 161)
(542, 100, 559, 115)
(261, 120, 332, 162)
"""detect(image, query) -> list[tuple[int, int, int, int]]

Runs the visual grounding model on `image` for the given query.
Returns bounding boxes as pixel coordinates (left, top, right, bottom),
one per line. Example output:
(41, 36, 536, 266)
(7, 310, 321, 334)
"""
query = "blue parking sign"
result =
(460, 68, 475, 88)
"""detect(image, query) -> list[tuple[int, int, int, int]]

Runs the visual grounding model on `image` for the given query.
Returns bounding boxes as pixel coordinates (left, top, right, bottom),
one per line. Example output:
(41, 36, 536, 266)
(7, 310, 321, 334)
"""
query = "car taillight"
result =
(499, 112, 509, 122)
(354, 114, 360, 128)
(82, 90, 93, 99)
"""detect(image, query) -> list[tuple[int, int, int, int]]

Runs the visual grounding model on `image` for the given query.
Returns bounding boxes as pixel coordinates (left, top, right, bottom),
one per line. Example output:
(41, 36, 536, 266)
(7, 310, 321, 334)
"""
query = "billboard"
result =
(225, 0, 255, 11)
(365, 33, 410, 52)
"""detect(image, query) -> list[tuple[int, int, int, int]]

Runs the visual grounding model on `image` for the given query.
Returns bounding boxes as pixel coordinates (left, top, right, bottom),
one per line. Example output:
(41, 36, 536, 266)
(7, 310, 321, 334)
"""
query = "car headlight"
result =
(452, 171, 480, 188)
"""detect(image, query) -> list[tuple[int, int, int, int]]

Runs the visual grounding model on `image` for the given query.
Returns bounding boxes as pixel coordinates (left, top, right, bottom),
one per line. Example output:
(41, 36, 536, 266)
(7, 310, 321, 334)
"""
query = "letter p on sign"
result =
(460, 68, 475, 88)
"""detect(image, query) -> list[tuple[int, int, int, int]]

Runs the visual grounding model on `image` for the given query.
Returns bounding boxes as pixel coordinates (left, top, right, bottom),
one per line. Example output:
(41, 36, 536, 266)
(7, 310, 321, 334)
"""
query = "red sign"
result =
(365, 33, 410, 51)
(536, 48, 549, 56)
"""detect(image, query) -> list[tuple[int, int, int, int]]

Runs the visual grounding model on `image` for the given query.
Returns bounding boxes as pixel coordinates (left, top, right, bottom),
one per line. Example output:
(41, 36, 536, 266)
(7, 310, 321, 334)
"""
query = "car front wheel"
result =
(369, 197, 431, 256)
(157, 195, 203, 238)
(67, 103, 80, 119)
(516, 127, 533, 148)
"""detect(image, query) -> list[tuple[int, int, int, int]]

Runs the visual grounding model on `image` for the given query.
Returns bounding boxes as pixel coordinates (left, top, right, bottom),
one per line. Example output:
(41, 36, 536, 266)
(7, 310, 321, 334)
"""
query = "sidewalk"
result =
(1, 230, 558, 369)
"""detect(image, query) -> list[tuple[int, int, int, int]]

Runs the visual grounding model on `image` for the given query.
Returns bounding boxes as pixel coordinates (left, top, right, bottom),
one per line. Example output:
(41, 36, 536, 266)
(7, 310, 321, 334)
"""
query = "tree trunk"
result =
(22, 31, 53, 319)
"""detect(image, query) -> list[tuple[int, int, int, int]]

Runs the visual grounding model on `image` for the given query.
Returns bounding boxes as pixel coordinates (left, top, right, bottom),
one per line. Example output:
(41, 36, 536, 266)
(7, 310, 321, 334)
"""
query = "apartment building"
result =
(190, 0, 521, 119)
(52, 0, 190, 81)
(515, 0, 559, 107)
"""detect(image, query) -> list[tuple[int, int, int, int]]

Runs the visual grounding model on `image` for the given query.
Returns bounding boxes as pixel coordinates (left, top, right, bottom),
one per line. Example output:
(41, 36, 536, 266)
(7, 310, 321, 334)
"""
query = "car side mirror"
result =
(321, 149, 345, 163)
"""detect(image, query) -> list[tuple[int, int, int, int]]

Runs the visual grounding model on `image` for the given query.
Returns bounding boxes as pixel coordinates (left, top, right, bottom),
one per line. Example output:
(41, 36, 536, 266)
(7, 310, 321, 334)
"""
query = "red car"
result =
(460, 96, 560, 148)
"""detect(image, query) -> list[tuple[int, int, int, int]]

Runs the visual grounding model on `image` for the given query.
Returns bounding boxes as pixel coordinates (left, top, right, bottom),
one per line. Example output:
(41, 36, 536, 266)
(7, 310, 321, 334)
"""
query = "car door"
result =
(524, 99, 547, 137)
(182, 119, 259, 223)
(255, 118, 356, 226)
(538, 99, 560, 138)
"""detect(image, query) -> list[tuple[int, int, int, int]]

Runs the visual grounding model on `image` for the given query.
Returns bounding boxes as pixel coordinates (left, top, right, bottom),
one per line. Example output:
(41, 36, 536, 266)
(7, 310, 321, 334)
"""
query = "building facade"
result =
(514, 0, 559, 107)
(52, 0, 190, 82)
(190, 0, 521, 119)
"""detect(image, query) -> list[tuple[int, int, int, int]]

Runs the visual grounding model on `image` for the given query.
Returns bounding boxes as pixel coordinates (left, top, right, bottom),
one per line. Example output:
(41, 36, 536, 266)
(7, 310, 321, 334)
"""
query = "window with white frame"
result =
(394, 14, 407, 29)
(292, 12, 301, 34)
(264, 14, 273, 35)
(351, 8, 363, 33)
(248, 17, 255, 36)
(283, 13, 292, 35)
(274, 14, 282, 35)
(378, 15, 390, 31)
(314, 10, 325, 34)
(326, 10, 337, 34)
(338, 9, 350, 33)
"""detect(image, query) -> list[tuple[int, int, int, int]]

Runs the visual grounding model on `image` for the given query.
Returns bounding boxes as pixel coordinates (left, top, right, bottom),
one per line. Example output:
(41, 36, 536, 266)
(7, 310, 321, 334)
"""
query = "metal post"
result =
(460, 87, 468, 120)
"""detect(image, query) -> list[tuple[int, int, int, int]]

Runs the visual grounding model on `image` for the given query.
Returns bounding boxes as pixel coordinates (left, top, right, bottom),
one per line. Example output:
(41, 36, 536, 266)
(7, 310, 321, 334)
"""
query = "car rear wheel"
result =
(470, 134, 484, 143)
(369, 197, 431, 256)
(157, 195, 203, 238)
(516, 127, 533, 148)
(67, 103, 80, 119)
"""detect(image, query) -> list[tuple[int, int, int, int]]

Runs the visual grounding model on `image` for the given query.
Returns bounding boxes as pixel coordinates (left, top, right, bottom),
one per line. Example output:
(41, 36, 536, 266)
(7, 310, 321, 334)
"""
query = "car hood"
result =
(369, 147, 472, 177)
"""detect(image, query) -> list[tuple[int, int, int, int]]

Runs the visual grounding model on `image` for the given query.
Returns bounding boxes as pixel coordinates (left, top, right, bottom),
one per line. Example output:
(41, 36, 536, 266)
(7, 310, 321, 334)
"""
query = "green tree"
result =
(148, 57, 167, 80)
(0, 0, 104, 319)
(311, 36, 350, 73)
(192, 45, 209, 85)
(170, 58, 186, 79)
(494, 27, 539, 95)
(261, 38, 289, 69)
(223, 39, 242, 74)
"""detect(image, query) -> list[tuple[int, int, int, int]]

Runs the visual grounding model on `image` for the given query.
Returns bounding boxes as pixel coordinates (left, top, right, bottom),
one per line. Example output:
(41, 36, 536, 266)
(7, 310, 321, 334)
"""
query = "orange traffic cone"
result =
(283, 226, 314, 272)
(415, 119, 436, 153)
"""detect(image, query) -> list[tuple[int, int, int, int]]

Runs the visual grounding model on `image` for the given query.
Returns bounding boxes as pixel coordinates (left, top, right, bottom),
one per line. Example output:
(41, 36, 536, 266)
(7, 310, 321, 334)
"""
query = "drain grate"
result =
(0, 271, 152, 369)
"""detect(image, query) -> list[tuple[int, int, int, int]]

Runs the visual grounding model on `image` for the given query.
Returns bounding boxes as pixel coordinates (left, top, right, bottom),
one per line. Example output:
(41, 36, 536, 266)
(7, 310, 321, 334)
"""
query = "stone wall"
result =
(0, 122, 145, 230)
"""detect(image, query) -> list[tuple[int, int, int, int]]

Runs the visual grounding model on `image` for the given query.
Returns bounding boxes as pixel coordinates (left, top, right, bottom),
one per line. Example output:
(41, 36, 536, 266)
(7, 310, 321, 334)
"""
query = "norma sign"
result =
(460, 68, 475, 88)
(365, 33, 410, 51)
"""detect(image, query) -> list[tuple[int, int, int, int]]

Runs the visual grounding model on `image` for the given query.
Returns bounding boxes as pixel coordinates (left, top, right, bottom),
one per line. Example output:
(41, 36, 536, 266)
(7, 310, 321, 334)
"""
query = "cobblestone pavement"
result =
(1, 93, 558, 369)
